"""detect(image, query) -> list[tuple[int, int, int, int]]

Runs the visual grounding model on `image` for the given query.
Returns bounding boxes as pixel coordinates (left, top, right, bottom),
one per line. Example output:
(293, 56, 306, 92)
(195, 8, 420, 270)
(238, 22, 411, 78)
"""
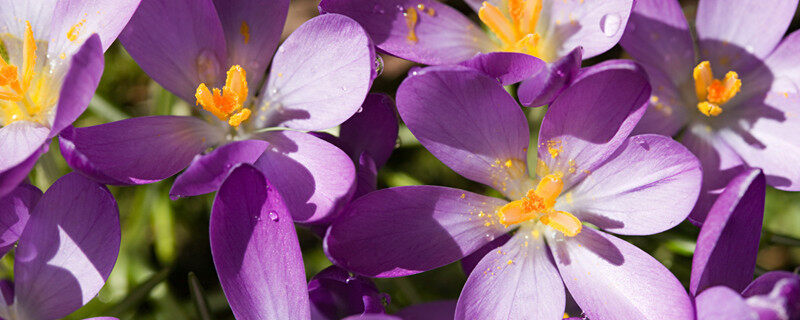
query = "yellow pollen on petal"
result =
(67, 19, 86, 42)
(404, 7, 419, 43)
(240, 21, 250, 44)
(546, 139, 562, 158)
(496, 173, 582, 236)
(479, 0, 544, 58)
(692, 61, 742, 117)
(194, 65, 251, 127)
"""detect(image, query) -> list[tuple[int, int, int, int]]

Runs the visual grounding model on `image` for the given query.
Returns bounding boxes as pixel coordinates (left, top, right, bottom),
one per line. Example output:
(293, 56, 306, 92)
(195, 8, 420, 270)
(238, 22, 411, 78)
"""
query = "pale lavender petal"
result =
(0, 121, 49, 172)
(518, 47, 582, 107)
(0, 123, 48, 198)
(551, 228, 694, 320)
(0, 184, 40, 257)
(396, 66, 530, 199)
(695, 286, 758, 320)
(619, 0, 695, 83)
(253, 131, 355, 224)
(48, 0, 140, 56)
(59, 116, 225, 185)
(0, 145, 46, 199)
(538, 61, 650, 190)
(119, 0, 227, 103)
(542, 0, 633, 60)
(455, 232, 565, 320)
(319, 0, 494, 65)
(460, 233, 510, 276)
(765, 30, 800, 95)
(396, 301, 457, 320)
(560, 134, 701, 235)
(630, 65, 689, 136)
(257, 14, 374, 131)
(743, 272, 800, 320)
(459, 52, 546, 86)
(170, 139, 269, 199)
(212, 0, 289, 85)
(324, 186, 508, 277)
(50, 34, 104, 138)
(210, 164, 309, 320)
(691, 169, 764, 295)
(743, 271, 800, 297)
(339, 93, 399, 168)
(0, 1, 57, 41)
(14, 173, 119, 320)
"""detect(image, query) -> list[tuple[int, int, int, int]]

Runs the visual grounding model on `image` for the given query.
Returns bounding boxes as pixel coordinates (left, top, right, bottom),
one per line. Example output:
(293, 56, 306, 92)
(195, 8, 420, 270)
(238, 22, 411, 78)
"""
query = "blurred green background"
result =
(7, 0, 800, 319)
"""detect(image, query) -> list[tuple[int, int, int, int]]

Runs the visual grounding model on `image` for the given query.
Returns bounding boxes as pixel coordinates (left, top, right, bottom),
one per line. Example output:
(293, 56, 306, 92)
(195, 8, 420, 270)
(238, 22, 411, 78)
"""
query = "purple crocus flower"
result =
(324, 62, 702, 319)
(319, 0, 633, 106)
(620, 0, 800, 223)
(689, 168, 800, 319)
(0, 0, 140, 197)
(0, 173, 120, 320)
(59, 0, 376, 224)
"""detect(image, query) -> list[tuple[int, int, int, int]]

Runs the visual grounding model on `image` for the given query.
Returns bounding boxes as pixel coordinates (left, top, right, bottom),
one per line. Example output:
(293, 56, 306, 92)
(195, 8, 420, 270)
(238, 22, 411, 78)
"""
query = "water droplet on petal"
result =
(374, 55, 385, 76)
(345, 276, 357, 284)
(341, 85, 347, 91)
(268, 210, 279, 222)
(484, 233, 495, 241)
(599, 13, 622, 37)
(278, 46, 286, 53)
(356, 106, 364, 113)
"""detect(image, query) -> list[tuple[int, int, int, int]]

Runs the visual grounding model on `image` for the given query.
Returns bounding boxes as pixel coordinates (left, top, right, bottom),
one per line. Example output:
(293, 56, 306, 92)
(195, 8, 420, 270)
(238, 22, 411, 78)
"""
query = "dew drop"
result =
(268, 210, 279, 222)
(484, 233, 495, 241)
(599, 13, 622, 37)
(345, 276, 357, 284)
(278, 46, 286, 53)
(341, 85, 347, 91)
(374, 55, 385, 76)
(356, 106, 364, 113)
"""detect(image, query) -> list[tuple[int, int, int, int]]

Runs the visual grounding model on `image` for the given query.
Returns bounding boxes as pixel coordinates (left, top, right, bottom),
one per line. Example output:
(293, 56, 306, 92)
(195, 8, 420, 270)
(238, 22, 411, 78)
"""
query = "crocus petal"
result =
(59, 116, 224, 185)
(14, 173, 120, 320)
(538, 61, 650, 190)
(354, 152, 379, 199)
(695, 0, 797, 66)
(0, 121, 49, 172)
(695, 286, 758, 320)
(324, 186, 508, 277)
(253, 131, 355, 224)
(0, 1, 57, 41)
(308, 265, 384, 319)
(119, 0, 227, 103)
(743, 272, 800, 320)
(630, 65, 689, 136)
(170, 139, 269, 199)
(396, 66, 530, 199)
(542, 0, 633, 60)
(743, 271, 800, 297)
(50, 34, 104, 138)
(339, 93, 399, 168)
(47, 0, 140, 56)
(460, 233, 510, 276)
(0, 184, 40, 257)
(718, 92, 800, 191)
(210, 164, 310, 320)
(0, 145, 47, 199)
(212, 0, 289, 85)
(318, 0, 494, 65)
(765, 30, 800, 95)
(691, 169, 765, 295)
(550, 228, 694, 320)
(455, 232, 565, 320)
(518, 47, 582, 107)
(396, 301, 457, 320)
(619, 0, 695, 84)
(256, 14, 373, 131)
(459, 52, 546, 86)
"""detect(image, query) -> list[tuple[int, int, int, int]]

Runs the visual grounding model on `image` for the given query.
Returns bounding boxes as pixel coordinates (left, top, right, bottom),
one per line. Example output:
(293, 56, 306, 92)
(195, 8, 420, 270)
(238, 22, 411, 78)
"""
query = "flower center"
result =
(692, 61, 741, 117)
(478, 0, 543, 58)
(0, 22, 44, 126)
(497, 173, 582, 236)
(195, 65, 251, 127)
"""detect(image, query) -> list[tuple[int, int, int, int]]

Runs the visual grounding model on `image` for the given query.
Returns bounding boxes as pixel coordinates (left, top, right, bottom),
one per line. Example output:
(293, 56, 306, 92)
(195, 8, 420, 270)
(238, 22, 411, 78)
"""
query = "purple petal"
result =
(743, 271, 800, 297)
(695, 286, 758, 320)
(619, 0, 695, 84)
(691, 169, 765, 295)
(518, 47, 582, 107)
(630, 65, 690, 136)
(210, 164, 309, 320)
(459, 52, 546, 86)
(318, 0, 493, 65)
(455, 232, 565, 320)
(544, 0, 633, 60)
(719, 92, 800, 191)
(14, 173, 120, 319)
(396, 301, 457, 320)
(170, 139, 269, 199)
(253, 131, 355, 224)
(0, 129, 47, 198)
(396, 66, 530, 199)
(0, 184, 40, 257)
(550, 228, 694, 320)
(339, 93, 399, 168)
(119, 0, 227, 103)
(308, 265, 384, 319)
(0, 121, 49, 172)
(324, 186, 509, 277)
(354, 152, 379, 199)
(460, 233, 510, 276)
(765, 30, 800, 94)
(59, 116, 224, 185)
(50, 34, 104, 138)
(47, 0, 140, 55)
(561, 134, 701, 235)
(538, 61, 650, 190)
(742, 271, 800, 320)
(212, 0, 289, 85)
(696, 0, 797, 65)
(257, 14, 374, 131)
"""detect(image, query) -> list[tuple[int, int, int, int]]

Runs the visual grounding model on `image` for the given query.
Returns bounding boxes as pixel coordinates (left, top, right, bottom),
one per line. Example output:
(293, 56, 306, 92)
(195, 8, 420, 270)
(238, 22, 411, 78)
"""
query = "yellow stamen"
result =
(404, 7, 419, 43)
(535, 173, 563, 208)
(539, 211, 582, 237)
(692, 61, 741, 117)
(478, 0, 543, 57)
(22, 21, 36, 90)
(496, 173, 582, 236)
(479, 2, 517, 47)
(1, 21, 44, 126)
(194, 65, 251, 127)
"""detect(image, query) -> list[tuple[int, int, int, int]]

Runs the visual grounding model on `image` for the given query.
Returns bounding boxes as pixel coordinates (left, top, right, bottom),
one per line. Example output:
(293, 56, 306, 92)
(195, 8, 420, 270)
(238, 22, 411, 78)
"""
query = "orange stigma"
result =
(693, 61, 741, 117)
(496, 173, 582, 236)
(0, 21, 43, 126)
(195, 65, 251, 127)
(478, 0, 543, 58)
